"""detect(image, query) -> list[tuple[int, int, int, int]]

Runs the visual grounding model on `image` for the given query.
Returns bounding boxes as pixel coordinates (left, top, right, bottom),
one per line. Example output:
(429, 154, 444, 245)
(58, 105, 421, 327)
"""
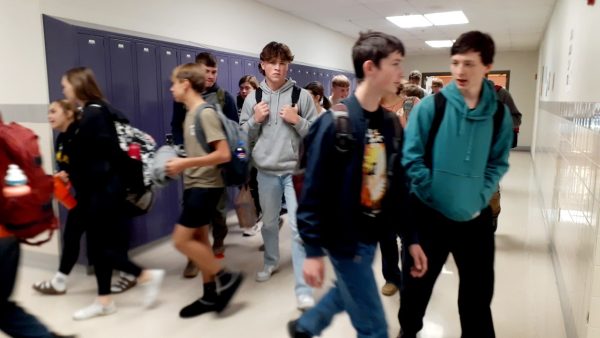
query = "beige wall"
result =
(404, 50, 539, 149)
(533, 0, 600, 337)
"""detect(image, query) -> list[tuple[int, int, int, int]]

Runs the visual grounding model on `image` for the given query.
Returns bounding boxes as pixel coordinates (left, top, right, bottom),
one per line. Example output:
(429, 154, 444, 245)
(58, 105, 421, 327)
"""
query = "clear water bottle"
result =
(234, 141, 247, 161)
(3, 164, 31, 197)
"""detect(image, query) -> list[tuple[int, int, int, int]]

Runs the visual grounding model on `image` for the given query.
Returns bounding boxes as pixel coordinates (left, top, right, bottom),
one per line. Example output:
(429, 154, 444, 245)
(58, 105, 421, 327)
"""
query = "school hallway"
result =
(3, 151, 566, 338)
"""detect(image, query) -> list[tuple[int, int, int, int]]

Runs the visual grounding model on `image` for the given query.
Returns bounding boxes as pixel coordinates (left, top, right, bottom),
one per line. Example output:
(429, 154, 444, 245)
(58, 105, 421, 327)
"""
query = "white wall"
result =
(404, 51, 539, 149)
(533, 1, 600, 338)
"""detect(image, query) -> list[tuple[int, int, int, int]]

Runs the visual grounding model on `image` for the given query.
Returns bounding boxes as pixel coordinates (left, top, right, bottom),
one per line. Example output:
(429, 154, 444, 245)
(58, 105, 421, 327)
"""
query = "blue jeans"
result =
(257, 171, 311, 297)
(297, 243, 388, 338)
(0, 237, 55, 338)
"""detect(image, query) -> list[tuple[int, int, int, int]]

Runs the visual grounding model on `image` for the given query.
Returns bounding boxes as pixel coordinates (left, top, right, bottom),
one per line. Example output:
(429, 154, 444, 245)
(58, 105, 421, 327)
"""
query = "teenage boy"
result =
(328, 74, 350, 106)
(239, 41, 318, 310)
(287, 31, 427, 338)
(398, 31, 513, 338)
(166, 63, 244, 318)
(171, 52, 238, 277)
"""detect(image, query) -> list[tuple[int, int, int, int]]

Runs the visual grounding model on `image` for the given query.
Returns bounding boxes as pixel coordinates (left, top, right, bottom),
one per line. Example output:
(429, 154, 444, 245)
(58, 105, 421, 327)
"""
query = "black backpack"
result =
(292, 101, 402, 200)
(194, 103, 250, 186)
(424, 93, 505, 168)
(255, 85, 301, 108)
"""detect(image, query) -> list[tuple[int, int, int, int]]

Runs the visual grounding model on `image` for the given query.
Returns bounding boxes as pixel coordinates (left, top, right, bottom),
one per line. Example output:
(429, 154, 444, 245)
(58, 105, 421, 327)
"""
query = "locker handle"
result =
(144, 47, 149, 52)
(166, 51, 172, 56)
(88, 39, 96, 45)
(118, 43, 125, 49)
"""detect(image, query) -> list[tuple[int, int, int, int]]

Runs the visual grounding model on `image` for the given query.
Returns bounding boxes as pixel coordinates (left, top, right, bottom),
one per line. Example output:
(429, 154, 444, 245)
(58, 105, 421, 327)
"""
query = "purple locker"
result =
(230, 58, 244, 95)
(108, 38, 136, 121)
(243, 58, 262, 81)
(179, 49, 196, 64)
(159, 47, 178, 134)
(215, 54, 231, 93)
(77, 34, 109, 96)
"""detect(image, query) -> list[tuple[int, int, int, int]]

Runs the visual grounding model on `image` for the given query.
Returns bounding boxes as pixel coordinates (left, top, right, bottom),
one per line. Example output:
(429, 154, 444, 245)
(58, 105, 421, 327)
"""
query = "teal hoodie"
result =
(402, 79, 513, 222)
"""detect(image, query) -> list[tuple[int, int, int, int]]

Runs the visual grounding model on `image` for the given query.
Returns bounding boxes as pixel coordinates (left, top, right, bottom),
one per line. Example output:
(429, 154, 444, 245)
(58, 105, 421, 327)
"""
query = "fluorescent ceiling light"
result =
(426, 40, 455, 48)
(424, 11, 469, 26)
(386, 15, 432, 28)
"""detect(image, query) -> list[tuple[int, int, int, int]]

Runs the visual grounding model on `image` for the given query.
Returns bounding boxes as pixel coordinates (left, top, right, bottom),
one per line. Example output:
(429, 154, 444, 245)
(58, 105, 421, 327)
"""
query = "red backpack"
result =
(0, 118, 57, 245)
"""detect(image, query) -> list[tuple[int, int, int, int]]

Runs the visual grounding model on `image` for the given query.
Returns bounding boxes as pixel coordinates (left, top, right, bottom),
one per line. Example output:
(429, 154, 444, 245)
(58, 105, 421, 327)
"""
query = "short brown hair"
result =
(259, 41, 294, 75)
(331, 75, 350, 88)
(402, 84, 424, 98)
(195, 52, 217, 68)
(172, 63, 206, 94)
(431, 78, 444, 87)
(64, 67, 105, 102)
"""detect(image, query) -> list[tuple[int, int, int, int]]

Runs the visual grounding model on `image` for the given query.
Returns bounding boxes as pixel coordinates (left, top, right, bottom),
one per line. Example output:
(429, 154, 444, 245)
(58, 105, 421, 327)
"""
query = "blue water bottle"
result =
(234, 141, 247, 161)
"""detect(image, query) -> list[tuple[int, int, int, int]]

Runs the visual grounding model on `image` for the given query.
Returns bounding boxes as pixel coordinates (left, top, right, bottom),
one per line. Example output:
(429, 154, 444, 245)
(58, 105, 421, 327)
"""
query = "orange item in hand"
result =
(53, 176, 77, 209)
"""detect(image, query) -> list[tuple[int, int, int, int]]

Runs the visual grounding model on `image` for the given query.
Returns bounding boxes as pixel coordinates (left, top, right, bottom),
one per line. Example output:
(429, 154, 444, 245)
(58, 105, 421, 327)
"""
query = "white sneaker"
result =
(243, 221, 262, 237)
(141, 269, 165, 308)
(73, 300, 117, 320)
(255, 265, 278, 282)
(296, 294, 315, 310)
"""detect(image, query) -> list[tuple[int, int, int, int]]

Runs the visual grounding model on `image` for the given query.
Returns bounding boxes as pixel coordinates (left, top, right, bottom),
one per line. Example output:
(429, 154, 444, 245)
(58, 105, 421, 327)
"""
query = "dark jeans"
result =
(399, 197, 495, 338)
(0, 237, 55, 338)
(379, 231, 402, 287)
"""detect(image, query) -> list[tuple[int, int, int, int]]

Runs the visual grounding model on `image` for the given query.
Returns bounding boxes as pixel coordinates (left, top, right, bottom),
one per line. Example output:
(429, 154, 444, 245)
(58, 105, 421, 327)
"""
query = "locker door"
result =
(230, 58, 244, 95)
(179, 49, 196, 64)
(159, 47, 178, 134)
(77, 34, 109, 96)
(215, 54, 231, 93)
(135, 42, 177, 243)
(243, 59, 260, 80)
(324, 72, 332, 97)
(136, 43, 162, 144)
(108, 38, 137, 122)
(295, 66, 304, 87)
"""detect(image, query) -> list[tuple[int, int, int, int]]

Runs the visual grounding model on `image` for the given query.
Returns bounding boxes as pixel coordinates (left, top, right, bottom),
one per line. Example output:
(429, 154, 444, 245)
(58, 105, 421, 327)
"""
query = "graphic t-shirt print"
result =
(361, 128, 386, 215)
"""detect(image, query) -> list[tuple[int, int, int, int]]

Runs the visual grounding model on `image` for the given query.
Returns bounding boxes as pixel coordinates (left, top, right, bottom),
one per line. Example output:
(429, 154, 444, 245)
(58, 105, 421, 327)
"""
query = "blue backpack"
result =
(194, 103, 250, 186)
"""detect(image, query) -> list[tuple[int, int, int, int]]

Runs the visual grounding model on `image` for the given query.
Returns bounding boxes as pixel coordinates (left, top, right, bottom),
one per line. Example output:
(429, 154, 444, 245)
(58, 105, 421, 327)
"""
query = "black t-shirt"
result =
(359, 107, 387, 243)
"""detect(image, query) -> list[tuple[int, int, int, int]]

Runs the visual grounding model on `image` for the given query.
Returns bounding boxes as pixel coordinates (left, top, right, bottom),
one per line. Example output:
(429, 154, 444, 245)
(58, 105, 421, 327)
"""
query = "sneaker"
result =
(381, 282, 399, 296)
(296, 294, 315, 311)
(179, 298, 217, 318)
(51, 334, 77, 338)
(183, 260, 199, 278)
(243, 221, 262, 237)
(140, 269, 165, 308)
(72, 301, 116, 321)
(32, 280, 66, 295)
(215, 271, 245, 312)
(287, 320, 312, 338)
(255, 264, 278, 282)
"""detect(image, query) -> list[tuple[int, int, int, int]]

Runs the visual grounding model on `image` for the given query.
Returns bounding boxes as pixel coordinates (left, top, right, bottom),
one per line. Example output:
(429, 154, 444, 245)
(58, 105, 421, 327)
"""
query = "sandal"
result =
(110, 275, 137, 294)
(32, 280, 66, 295)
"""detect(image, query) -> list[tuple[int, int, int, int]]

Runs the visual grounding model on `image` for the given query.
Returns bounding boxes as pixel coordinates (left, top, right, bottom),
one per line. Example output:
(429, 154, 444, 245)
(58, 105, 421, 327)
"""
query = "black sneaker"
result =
(179, 298, 217, 318)
(52, 334, 77, 338)
(214, 271, 245, 312)
(287, 320, 312, 338)
(397, 329, 416, 338)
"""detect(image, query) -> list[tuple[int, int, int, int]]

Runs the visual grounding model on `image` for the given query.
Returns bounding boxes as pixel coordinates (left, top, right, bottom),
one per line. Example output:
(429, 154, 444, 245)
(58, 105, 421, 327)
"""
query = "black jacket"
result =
(297, 95, 409, 258)
(171, 84, 238, 145)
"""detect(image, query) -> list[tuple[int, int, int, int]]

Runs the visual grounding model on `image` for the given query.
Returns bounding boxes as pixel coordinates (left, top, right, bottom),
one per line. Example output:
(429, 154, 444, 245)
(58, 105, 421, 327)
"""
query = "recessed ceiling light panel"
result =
(386, 15, 433, 28)
(424, 11, 469, 26)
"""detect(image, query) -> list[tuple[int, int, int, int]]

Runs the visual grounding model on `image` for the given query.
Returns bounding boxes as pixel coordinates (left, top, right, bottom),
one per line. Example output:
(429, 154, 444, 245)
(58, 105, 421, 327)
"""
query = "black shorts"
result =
(178, 187, 224, 228)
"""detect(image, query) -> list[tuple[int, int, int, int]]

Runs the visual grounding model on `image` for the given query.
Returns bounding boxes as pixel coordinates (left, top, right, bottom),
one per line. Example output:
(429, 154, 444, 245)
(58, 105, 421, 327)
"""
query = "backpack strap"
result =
(194, 103, 216, 154)
(217, 88, 226, 109)
(255, 88, 262, 103)
(291, 85, 301, 108)
(425, 93, 506, 168)
(330, 103, 354, 153)
(424, 93, 447, 168)
(254, 85, 301, 112)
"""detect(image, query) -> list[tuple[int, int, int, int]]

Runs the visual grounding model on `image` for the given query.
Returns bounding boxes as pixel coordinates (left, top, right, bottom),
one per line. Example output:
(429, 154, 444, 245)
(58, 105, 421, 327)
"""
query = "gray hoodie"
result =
(240, 79, 317, 175)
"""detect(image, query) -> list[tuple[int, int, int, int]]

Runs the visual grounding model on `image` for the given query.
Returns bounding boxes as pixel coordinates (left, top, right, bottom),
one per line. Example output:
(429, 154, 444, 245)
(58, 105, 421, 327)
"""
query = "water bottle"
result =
(128, 142, 142, 161)
(54, 176, 77, 210)
(3, 164, 31, 197)
(234, 141, 247, 161)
